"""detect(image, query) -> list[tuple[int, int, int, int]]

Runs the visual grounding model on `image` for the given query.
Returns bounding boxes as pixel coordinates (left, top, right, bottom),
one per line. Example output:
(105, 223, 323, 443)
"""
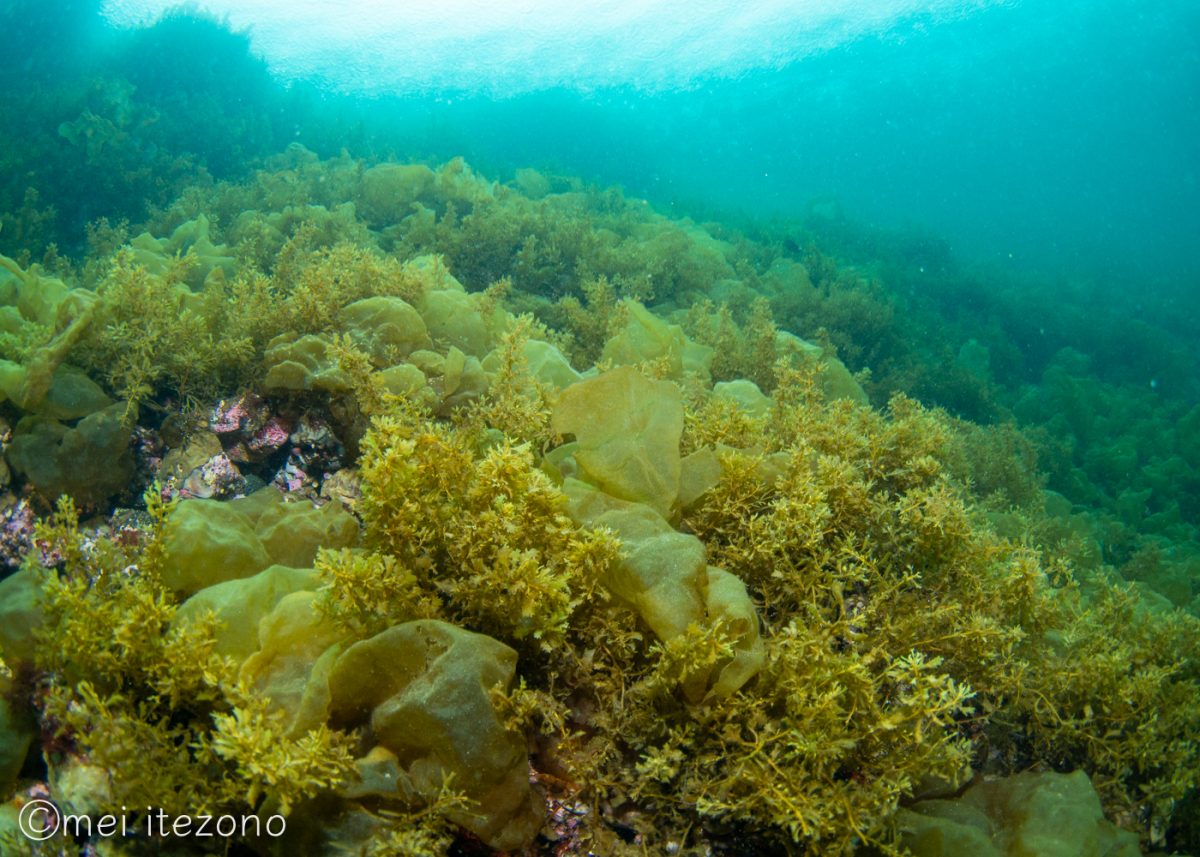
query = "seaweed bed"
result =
(0, 7, 1198, 856)
(0, 148, 1194, 857)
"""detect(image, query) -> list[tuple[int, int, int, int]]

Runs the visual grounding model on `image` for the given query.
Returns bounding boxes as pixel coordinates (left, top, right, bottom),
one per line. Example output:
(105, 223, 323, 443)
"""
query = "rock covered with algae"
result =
(127, 214, 237, 290)
(161, 492, 358, 595)
(0, 362, 111, 420)
(326, 620, 542, 851)
(254, 493, 360, 568)
(552, 365, 685, 517)
(601, 298, 707, 379)
(337, 295, 432, 362)
(174, 563, 321, 662)
(0, 569, 43, 665)
(263, 333, 355, 394)
(0, 674, 34, 798)
(6, 402, 134, 507)
(176, 575, 542, 851)
(564, 477, 708, 642)
(899, 771, 1143, 857)
(554, 364, 767, 703)
(161, 497, 273, 594)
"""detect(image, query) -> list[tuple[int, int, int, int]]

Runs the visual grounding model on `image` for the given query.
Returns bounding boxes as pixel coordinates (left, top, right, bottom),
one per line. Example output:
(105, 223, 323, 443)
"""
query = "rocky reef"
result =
(0, 151, 1195, 857)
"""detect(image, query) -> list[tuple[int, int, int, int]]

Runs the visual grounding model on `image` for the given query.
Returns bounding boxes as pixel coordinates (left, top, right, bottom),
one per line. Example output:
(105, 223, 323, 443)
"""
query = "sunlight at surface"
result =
(101, 0, 1003, 93)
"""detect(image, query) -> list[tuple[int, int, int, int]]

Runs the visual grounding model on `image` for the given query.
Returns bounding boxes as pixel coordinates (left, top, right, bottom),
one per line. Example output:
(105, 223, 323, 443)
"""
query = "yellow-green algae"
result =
(898, 770, 1142, 857)
(0, 151, 1195, 856)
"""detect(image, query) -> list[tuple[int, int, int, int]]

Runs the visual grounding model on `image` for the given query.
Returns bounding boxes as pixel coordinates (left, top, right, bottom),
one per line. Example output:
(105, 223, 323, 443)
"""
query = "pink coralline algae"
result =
(210, 398, 252, 435)
(0, 499, 37, 570)
(213, 394, 293, 463)
(270, 414, 345, 499)
(179, 453, 246, 500)
(210, 393, 270, 437)
(247, 416, 291, 454)
(273, 459, 310, 494)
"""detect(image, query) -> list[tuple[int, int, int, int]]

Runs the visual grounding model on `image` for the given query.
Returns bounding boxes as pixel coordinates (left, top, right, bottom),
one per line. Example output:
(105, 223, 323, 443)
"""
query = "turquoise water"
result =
(7, 0, 1195, 286)
(90, 0, 1200, 287)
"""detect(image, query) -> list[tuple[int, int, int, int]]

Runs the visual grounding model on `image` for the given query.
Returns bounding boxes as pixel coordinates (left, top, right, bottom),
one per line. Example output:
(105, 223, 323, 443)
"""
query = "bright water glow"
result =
(101, 0, 1004, 93)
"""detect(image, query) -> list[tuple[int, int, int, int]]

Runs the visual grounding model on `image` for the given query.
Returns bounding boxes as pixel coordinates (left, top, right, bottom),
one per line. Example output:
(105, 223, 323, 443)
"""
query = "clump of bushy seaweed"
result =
(4, 494, 355, 852)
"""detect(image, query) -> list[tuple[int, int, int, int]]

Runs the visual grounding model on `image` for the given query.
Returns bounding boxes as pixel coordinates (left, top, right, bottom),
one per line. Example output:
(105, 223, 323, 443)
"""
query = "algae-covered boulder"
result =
(682, 337, 716, 380)
(513, 167, 551, 199)
(679, 446, 724, 510)
(0, 254, 71, 326)
(375, 363, 438, 408)
(6, 402, 133, 506)
(0, 273, 98, 417)
(602, 299, 688, 377)
(359, 163, 436, 227)
(434, 343, 489, 410)
(339, 296, 431, 363)
(552, 366, 684, 517)
(418, 289, 496, 359)
(703, 566, 765, 699)
(0, 306, 22, 337)
(713, 378, 773, 418)
(255, 499, 360, 569)
(239, 590, 347, 736)
(0, 805, 22, 845)
(564, 478, 707, 642)
(403, 254, 464, 295)
(262, 333, 352, 394)
(434, 156, 496, 206)
(176, 564, 321, 662)
(524, 339, 581, 388)
(128, 214, 236, 291)
(437, 346, 489, 412)
(899, 770, 1142, 857)
(407, 346, 490, 413)
(0, 362, 111, 420)
(483, 338, 581, 390)
(0, 568, 43, 665)
(225, 484, 284, 524)
(565, 479, 763, 700)
(759, 258, 818, 316)
(36, 366, 113, 420)
(326, 620, 540, 851)
(0, 676, 34, 799)
(375, 362, 426, 394)
(776, 331, 868, 405)
(601, 300, 714, 380)
(404, 255, 508, 359)
(161, 499, 272, 595)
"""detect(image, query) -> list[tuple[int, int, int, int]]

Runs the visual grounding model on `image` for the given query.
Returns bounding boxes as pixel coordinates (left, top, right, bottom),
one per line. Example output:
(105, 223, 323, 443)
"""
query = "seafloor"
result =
(1, 8, 1198, 857)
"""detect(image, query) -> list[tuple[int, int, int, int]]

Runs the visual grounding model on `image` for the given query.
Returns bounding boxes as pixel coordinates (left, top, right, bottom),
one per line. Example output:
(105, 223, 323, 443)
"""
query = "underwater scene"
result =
(1, 0, 1198, 854)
